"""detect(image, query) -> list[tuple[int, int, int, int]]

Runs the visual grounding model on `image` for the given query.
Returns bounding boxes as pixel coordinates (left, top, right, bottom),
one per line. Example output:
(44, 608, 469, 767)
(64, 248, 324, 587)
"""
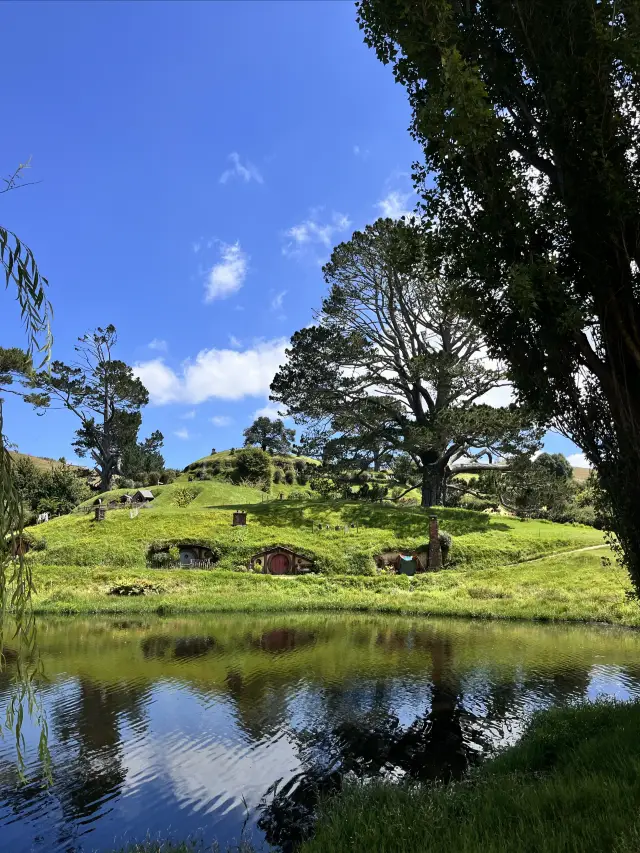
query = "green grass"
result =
(302, 700, 640, 853)
(32, 497, 603, 574)
(30, 548, 640, 626)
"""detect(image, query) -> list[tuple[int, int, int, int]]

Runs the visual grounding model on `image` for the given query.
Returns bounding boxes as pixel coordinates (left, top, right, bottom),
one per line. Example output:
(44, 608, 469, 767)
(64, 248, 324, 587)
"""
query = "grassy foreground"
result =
(29, 547, 640, 627)
(302, 701, 640, 853)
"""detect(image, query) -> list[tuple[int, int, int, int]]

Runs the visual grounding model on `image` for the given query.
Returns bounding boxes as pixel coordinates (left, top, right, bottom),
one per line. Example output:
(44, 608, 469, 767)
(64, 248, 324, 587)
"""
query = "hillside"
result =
(10, 451, 88, 474)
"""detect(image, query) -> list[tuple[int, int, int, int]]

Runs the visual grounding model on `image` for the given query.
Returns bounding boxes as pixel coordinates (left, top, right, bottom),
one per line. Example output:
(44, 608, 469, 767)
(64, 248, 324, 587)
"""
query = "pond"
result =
(2, 613, 640, 852)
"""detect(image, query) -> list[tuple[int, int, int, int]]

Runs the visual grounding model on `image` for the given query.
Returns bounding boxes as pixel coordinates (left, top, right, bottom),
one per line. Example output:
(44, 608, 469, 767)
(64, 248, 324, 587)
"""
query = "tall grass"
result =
(302, 701, 640, 853)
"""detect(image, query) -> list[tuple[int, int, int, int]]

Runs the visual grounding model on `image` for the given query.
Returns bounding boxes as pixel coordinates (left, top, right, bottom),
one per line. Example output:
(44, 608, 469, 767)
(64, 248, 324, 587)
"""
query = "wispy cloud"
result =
(353, 144, 370, 158)
(283, 210, 351, 259)
(181, 410, 196, 420)
(376, 189, 415, 220)
(228, 335, 242, 348)
(148, 338, 168, 353)
(211, 415, 232, 427)
(174, 427, 190, 440)
(205, 241, 248, 302)
(219, 152, 263, 185)
(270, 290, 286, 312)
(133, 338, 288, 406)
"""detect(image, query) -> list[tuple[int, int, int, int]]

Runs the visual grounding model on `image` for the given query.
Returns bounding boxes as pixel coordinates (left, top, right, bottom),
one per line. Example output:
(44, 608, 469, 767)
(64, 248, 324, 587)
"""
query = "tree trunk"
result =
(420, 463, 446, 508)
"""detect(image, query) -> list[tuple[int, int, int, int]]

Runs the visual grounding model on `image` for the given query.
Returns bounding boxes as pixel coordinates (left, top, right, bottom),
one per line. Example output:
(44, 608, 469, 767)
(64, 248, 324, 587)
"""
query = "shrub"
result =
(273, 468, 284, 484)
(284, 469, 296, 485)
(294, 459, 307, 474)
(120, 478, 135, 490)
(210, 448, 216, 455)
(230, 447, 236, 455)
(439, 530, 453, 563)
(151, 551, 172, 567)
(172, 487, 200, 507)
(296, 471, 309, 486)
(235, 448, 272, 485)
(168, 545, 180, 562)
(147, 471, 160, 486)
(161, 469, 177, 484)
(287, 490, 308, 501)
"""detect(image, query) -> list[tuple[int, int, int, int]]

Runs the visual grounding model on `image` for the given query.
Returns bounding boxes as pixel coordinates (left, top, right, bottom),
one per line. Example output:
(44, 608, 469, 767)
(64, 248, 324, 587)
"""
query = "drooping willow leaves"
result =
(0, 213, 53, 779)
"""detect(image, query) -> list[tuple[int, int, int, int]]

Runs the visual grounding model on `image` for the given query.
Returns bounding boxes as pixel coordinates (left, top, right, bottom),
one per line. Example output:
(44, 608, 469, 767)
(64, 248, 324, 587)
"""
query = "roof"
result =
(251, 546, 307, 558)
(134, 489, 154, 499)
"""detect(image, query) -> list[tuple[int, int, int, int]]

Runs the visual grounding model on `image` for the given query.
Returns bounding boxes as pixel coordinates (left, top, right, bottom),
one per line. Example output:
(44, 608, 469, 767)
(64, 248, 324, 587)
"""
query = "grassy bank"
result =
(29, 547, 640, 627)
(28, 497, 602, 574)
(302, 701, 640, 853)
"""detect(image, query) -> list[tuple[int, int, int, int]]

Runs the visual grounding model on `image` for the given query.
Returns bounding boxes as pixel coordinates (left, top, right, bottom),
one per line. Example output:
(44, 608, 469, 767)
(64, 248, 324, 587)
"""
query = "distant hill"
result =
(10, 451, 89, 474)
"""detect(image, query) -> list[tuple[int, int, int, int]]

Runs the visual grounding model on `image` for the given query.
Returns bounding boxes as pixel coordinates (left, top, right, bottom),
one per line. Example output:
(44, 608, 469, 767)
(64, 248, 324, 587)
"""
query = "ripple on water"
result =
(2, 614, 640, 853)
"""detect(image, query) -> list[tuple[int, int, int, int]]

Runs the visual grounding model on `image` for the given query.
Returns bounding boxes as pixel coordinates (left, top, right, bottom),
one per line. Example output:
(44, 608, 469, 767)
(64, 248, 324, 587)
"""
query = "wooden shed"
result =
(250, 546, 314, 575)
(133, 489, 155, 503)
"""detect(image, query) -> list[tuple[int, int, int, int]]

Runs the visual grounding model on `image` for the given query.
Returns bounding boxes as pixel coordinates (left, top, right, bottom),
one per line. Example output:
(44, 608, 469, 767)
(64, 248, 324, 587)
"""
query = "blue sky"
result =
(0, 0, 586, 470)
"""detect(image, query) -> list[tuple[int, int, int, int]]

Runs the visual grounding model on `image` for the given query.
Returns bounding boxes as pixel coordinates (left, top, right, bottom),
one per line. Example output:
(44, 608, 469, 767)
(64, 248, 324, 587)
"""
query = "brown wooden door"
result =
(270, 553, 289, 574)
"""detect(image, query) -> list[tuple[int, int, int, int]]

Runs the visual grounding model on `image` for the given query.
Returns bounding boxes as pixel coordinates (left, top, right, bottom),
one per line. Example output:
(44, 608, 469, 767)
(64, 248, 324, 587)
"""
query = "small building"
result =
(232, 510, 247, 527)
(250, 546, 314, 575)
(179, 545, 216, 567)
(133, 489, 155, 503)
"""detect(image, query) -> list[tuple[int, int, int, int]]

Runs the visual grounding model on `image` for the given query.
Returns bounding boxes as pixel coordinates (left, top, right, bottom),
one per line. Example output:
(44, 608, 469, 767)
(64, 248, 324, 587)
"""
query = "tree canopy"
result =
(243, 416, 295, 455)
(271, 218, 540, 506)
(31, 325, 153, 493)
(357, 0, 640, 582)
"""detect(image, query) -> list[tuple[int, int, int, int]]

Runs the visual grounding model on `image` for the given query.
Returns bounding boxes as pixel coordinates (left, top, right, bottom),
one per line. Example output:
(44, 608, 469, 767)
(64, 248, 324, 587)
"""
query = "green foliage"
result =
(243, 416, 295, 454)
(11, 456, 90, 517)
(284, 468, 295, 485)
(30, 325, 152, 493)
(171, 487, 200, 508)
(271, 218, 541, 508)
(357, 0, 640, 588)
(120, 429, 165, 480)
(234, 447, 273, 486)
(273, 467, 283, 484)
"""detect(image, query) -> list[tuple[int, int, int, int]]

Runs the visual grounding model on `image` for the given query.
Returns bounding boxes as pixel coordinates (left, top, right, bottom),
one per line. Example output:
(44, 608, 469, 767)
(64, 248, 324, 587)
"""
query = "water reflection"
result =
(1, 614, 640, 853)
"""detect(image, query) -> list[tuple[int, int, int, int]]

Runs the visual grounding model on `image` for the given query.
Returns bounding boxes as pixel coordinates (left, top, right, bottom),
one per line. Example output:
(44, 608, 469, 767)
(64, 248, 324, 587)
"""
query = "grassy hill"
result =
(10, 451, 88, 473)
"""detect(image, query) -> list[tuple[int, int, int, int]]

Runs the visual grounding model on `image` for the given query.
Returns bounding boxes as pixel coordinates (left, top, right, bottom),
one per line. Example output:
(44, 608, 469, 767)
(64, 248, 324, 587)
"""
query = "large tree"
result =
(271, 218, 540, 507)
(31, 325, 151, 492)
(357, 1, 640, 582)
(243, 416, 295, 454)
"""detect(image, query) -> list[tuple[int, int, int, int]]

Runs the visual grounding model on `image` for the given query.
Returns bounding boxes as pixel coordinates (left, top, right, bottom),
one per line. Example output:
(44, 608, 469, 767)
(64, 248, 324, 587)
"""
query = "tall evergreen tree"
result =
(271, 218, 540, 506)
(357, 0, 640, 583)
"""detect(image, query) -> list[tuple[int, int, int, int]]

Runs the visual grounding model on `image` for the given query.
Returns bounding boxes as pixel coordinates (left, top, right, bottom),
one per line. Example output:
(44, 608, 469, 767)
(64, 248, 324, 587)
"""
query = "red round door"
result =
(269, 553, 289, 574)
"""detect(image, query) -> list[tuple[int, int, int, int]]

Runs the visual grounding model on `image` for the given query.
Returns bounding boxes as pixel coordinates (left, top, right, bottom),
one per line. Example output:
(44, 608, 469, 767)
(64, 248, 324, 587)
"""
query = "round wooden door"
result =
(270, 553, 289, 574)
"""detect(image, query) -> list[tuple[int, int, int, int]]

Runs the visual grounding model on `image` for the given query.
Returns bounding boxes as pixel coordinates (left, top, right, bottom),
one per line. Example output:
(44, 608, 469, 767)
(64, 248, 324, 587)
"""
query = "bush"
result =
(161, 469, 178, 484)
(229, 447, 236, 455)
(287, 490, 308, 501)
(294, 459, 307, 474)
(172, 487, 200, 508)
(297, 471, 309, 486)
(151, 551, 172, 567)
(120, 478, 135, 490)
(284, 469, 296, 485)
(235, 448, 272, 485)
(439, 530, 453, 563)
(147, 471, 160, 486)
(273, 468, 284, 484)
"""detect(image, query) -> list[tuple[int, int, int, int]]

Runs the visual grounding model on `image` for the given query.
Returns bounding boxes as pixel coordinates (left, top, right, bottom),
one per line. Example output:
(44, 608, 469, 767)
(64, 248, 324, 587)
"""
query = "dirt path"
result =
(506, 543, 608, 568)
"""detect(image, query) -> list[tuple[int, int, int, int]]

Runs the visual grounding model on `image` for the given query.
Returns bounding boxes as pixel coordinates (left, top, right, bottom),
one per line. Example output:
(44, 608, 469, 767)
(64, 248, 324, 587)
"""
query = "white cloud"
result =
(219, 152, 263, 185)
(181, 410, 196, 420)
(283, 211, 351, 258)
(476, 383, 515, 408)
(174, 427, 190, 440)
(228, 334, 242, 348)
(148, 338, 168, 353)
(211, 415, 232, 427)
(133, 338, 288, 406)
(205, 241, 248, 302)
(567, 452, 593, 469)
(271, 290, 286, 311)
(253, 403, 283, 420)
(376, 190, 415, 220)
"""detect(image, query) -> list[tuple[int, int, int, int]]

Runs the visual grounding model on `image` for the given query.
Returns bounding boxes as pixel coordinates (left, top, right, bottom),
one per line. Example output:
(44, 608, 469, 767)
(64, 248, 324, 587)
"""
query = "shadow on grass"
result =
(211, 500, 508, 537)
